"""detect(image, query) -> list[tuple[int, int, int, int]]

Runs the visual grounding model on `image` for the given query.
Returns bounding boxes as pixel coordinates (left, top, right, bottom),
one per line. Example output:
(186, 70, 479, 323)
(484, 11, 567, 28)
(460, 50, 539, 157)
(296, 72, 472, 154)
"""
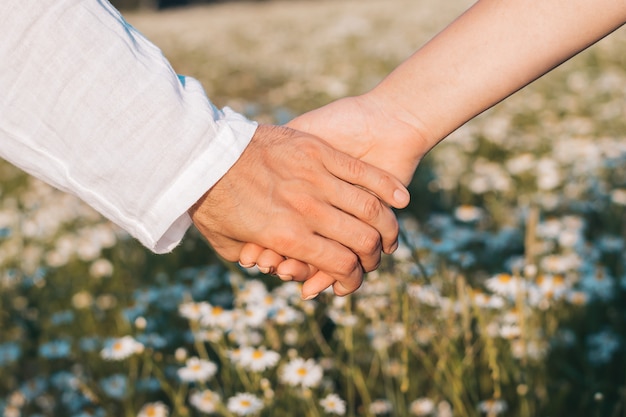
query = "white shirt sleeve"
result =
(0, 0, 258, 253)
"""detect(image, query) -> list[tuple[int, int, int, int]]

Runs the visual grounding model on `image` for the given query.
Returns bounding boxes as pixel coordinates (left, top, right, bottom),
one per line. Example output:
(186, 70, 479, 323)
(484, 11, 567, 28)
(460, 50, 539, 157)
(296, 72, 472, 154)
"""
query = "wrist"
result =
(359, 89, 437, 162)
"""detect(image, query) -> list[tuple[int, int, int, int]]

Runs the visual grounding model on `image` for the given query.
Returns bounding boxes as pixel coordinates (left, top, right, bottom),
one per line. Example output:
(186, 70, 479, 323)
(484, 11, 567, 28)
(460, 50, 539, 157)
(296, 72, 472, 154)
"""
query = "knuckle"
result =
(269, 228, 301, 251)
(332, 252, 361, 277)
(289, 193, 318, 217)
(364, 256, 382, 273)
(360, 194, 383, 222)
(334, 278, 363, 296)
(381, 214, 400, 243)
(294, 139, 319, 161)
(343, 157, 367, 179)
(358, 229, 381, 256)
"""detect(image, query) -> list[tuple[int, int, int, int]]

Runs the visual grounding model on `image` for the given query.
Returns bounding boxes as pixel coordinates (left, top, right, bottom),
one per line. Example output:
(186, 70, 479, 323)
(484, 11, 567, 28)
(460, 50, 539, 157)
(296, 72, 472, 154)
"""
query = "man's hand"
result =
(189, 124, 409, 296)
(238, 95, 430, 298)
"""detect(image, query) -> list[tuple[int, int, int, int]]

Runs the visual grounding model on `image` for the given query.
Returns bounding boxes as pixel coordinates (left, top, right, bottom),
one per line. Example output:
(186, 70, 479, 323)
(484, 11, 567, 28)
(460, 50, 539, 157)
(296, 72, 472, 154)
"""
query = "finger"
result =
(329, 181, 400, 255)
(276, 258, 318, 282)
(239, 242, 265, 268)
(256, 249, 286, 275)
(333, 279, 359, 297)
(301, 271, 336, 300)
(321, 147, 410, 209)
(264, 227, 364, 294)
(307, 204, 383, 272)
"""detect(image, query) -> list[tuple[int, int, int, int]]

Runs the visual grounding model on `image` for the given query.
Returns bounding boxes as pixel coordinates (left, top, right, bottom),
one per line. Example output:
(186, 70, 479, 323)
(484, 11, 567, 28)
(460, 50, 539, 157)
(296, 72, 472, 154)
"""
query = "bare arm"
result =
(241, 0, 626, 298)
(374, 0, 626, 154)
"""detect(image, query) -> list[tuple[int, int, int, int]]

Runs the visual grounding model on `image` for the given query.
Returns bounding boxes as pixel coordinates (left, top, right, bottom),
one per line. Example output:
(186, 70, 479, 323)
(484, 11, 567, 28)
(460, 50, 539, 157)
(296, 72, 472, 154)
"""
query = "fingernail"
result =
(389, 241, 399, 254)
(277, 274, 293, 281)
(334, 282, 356, 297)
(258, 266, 274, 275)
(302, 293, 319, 301)
(239, 261, 255, 268)
(393, 188, 410, 207)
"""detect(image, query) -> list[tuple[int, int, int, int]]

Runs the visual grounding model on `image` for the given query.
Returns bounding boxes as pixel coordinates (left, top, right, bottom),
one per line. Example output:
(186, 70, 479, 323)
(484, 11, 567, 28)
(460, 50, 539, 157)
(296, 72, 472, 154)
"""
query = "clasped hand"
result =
(189, 121, 413, 297)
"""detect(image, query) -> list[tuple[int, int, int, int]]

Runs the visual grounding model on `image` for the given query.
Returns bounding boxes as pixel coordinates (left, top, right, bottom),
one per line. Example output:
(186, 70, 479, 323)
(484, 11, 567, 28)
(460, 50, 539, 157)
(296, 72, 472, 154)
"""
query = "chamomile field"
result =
(1, 1, 626, 416)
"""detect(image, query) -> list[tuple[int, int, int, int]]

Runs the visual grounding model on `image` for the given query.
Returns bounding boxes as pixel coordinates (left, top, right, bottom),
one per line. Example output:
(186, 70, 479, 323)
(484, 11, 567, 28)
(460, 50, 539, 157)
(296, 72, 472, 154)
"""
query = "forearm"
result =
(371, 0, 626, 149)
(0, 0, 257, 252)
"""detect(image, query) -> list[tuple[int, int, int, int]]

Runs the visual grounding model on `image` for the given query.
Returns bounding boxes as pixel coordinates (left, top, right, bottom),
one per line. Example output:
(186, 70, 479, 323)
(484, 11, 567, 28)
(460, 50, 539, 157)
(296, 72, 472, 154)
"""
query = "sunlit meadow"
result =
(1, 0, 626, 416)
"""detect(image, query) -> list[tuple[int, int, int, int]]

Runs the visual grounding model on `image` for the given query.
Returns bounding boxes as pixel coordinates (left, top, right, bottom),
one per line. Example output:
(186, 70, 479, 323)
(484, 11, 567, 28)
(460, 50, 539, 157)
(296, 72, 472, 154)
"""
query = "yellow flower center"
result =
(498, 273, 512, 283)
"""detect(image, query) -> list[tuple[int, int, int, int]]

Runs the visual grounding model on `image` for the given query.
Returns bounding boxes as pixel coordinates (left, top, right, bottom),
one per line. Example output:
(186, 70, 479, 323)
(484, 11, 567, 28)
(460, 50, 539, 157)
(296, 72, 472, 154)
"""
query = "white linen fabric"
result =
(0, 0, 258, 253)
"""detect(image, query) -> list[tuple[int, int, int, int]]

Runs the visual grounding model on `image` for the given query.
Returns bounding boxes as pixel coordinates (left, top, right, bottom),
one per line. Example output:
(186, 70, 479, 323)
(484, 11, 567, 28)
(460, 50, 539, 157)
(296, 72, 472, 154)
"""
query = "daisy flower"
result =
(498, 324, 521, 340)
(453, 204, 483, 223)
(177, 357, 218, 382)
(409, 397, 435, 416)
(227, 392, 264, 416)
(611, 188, 626, 206)
(369, 399, 393, 415)
(540, 254, 580, 274)
(273, 306, 304, 325)
(478, 399, 507, 415)
(485, 273, 525, 298)
(239, 347, 280, 373)
(279, 357, 323, 388)
(534, 274, 569, 300)
(189, 389, 222, 414)
(236, 280, 268, 306)
(258, 294, 287, 311)
(178, 301, 210, 321)
(100, 336, 144, 361)
(137, 401, 169, 417)
(565, 289, 588, 306)
(242, 305, 269, 328)
(200, 305, 234, 330)
(320, 393, 346, 415)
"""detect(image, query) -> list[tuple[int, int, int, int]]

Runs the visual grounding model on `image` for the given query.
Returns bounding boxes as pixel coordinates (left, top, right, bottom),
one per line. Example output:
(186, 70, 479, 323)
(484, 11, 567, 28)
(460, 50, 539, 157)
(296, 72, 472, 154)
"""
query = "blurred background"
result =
(112, 0, 268, 11)
(1, 1, 625, 416)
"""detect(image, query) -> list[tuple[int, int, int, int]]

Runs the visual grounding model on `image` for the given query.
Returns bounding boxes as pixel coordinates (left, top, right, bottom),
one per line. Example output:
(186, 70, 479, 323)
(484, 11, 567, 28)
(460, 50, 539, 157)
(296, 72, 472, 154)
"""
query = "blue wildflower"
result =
(580, 266, 615, 301)
(22, 267, 46, 288)
(133, 287, 161, 305)
(50, 309, 75, 326)
(587, 329, 621, 365)
(123, 304, 147, 323)
(0, 341, 21, 365)
(73, 408, 106, 417)
(51, 371, 76, 390)
(39, 339, 71, 359)
(20, 377, 48, 401)
(448, 251, 477, 268)
(79, 336, 100, 353)
(137, 333, 168, 350)
(596, 235, 624, 253)
(273, 107, 295, 125)
(61, 390, 91, 412)
(136, 377, 161, 393)
(100, 374, 128, 399)
(156, 284, 185, 311)
(0, 226, 11, 238)
(192, 275, 222, 298)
